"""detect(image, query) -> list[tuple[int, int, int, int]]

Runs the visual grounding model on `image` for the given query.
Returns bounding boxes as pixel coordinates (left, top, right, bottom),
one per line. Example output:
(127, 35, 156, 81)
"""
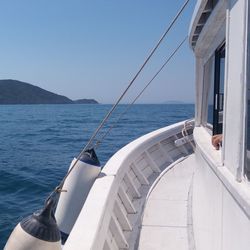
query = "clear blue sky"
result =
(0, 0, 196, 104)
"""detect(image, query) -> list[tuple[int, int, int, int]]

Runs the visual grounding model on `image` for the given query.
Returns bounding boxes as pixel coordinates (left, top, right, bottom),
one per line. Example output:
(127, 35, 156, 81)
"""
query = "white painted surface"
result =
(63, 121, 194, 250)
(138, 155, 195, 250)
(4, 224, 61, 250)
(193, 127, 250, 250)
(138, 227, 188, 250)
(65, 1, 250, 249)
(223, 0, 248, 178)
(55, 158, 101, 235)
(188, 0, 203, 43)
(194, 0, 227, 58)
(189, 0, 250, 248)
(193, 149, 223, 250)
(222, 189, 250, 250)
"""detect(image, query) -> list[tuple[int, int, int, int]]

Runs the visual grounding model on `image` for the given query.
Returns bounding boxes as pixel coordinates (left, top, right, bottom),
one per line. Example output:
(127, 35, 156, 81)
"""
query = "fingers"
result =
(211, 134, 222, 150)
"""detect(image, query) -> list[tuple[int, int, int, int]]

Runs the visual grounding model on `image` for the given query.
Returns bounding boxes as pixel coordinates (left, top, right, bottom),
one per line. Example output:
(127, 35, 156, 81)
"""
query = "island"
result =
(74, 99, 98, 104)
(0, 79, 99, 105)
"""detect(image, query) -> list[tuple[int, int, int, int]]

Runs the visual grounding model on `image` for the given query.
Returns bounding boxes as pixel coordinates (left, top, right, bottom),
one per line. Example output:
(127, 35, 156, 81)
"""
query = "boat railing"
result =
(63, 120, 194, 250)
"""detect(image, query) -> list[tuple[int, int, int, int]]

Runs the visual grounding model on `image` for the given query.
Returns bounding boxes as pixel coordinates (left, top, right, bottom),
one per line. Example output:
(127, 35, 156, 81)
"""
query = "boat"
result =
(4, 0, 250, 249)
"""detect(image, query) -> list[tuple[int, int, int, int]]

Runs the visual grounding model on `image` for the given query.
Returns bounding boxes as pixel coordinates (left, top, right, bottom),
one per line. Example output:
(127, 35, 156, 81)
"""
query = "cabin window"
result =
(203, 55, 215, 130)
(207, 77, 214, 127)
(203, 43, 225, 134)
(213, 44, 225, 135)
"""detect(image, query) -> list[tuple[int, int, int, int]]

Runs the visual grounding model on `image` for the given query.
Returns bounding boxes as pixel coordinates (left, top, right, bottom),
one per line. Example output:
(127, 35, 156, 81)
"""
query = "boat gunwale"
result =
(63, 120, 194, 250)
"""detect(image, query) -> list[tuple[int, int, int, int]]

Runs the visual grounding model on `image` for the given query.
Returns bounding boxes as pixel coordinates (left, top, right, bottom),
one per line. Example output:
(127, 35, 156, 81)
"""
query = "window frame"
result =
(202, 55, 214, 132)
(201, 41, 226, 136)
(213, 42, 225, 135)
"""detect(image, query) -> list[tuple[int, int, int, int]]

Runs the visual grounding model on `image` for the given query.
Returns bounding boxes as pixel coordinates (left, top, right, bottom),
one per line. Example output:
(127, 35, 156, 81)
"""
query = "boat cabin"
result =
(189, 0, 250, 249)
(62, 0, 250, 249)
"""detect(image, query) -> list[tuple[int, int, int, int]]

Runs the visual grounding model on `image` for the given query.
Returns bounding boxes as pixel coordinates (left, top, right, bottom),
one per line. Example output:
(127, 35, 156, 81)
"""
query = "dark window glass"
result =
(207, 77, 214, 126)
(211, 0, 219, 8)
(213, 44, 225, 135)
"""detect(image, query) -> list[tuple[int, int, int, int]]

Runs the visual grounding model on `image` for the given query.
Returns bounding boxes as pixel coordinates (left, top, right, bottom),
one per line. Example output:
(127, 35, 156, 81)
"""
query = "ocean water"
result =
(0, 104, 194, 247)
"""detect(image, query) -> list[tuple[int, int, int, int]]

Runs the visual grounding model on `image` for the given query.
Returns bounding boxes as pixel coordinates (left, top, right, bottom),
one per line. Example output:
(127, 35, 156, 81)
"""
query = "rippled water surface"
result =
(0, 104, 194, 247)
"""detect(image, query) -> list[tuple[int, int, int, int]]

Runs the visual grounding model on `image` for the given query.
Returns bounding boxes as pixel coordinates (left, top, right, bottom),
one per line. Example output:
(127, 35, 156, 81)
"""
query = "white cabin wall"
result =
(193, 146, 250, 250)
(192, 150, 223, 250)
(194, 0, 227, 127)
(191, 0, 250, 249)
(194, 0, 227, 58)
(192, 5, 227, 248)
(222, 187, 250, 249)
(223, 0, 248, 177)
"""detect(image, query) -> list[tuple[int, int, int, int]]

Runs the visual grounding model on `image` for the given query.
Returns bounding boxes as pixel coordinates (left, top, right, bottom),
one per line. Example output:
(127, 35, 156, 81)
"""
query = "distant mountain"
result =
(74, 99, 98, 104)
(0, 79, 98, 105)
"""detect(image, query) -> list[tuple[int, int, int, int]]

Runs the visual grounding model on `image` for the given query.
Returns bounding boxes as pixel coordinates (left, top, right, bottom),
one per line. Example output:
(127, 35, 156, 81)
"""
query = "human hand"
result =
(211, 134, 222, 150)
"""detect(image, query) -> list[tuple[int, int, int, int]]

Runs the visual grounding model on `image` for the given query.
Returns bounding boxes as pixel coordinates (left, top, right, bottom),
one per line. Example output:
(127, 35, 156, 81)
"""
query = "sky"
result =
(0, 0, 196, 104)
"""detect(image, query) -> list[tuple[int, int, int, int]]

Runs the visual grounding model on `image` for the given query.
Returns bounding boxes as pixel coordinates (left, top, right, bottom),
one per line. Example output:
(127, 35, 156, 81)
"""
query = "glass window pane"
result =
(213, 44, 225, 135)
(207, 79, 214, 126)
(203, 56, 214, 128)
(202, 43, 225, 135)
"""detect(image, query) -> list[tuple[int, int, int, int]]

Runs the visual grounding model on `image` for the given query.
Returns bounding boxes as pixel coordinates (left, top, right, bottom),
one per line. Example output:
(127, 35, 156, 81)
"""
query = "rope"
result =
(84, 0, 190, 152)
(94, 36, 188, 148)
(54, 0, 191, 193)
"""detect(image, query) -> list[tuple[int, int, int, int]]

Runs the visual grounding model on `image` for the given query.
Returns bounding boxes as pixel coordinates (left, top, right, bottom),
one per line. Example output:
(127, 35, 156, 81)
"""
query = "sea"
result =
(0, 104, 194, 247)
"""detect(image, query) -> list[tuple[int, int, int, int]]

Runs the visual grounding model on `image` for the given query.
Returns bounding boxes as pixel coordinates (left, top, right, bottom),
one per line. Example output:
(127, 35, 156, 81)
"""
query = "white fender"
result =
(4, 197, 61, 250)
(55, 149, 101, 243)
(4, 224, 61, 250)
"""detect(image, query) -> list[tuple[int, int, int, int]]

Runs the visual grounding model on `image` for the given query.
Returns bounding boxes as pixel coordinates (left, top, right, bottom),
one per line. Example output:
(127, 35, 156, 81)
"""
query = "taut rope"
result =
(55, 0, 191, 193)
(94, 37, 188, 148)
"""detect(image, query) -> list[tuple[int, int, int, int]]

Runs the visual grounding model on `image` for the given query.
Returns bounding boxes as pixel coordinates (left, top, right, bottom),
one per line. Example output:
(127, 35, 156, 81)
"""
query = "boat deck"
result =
(137, 155, 195, 250)
(63, 121, 195, 250)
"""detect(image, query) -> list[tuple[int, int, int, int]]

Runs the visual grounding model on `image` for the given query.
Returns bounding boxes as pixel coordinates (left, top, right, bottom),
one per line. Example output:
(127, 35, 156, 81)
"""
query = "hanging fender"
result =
(55, 148, 101, 244)
(4, 196, 61, 250)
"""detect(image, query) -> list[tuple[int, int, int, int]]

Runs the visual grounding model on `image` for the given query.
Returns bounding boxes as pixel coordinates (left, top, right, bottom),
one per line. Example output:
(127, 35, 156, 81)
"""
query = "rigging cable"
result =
(55, 0, 191, 192)
(94, 36, 188, 149)
(84, 0, 190, 152)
